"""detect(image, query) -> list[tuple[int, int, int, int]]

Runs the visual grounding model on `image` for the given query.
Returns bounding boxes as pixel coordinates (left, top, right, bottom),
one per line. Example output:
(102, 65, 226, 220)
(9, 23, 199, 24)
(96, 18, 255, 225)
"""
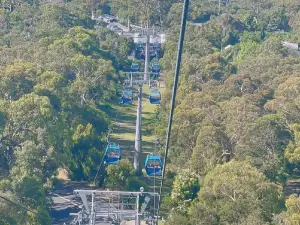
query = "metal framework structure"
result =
(133, 33, 165, 45)
(71, 189, 158, 225)
(123, 72, 159, 88)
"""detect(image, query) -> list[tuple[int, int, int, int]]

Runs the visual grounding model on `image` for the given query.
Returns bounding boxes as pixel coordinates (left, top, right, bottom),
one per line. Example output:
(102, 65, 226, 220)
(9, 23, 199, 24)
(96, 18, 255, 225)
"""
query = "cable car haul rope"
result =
(157, 0, 189, 217)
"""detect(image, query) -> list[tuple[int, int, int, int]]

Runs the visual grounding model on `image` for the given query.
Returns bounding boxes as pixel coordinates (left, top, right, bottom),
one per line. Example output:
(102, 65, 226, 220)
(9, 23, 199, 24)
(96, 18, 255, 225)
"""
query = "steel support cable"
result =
(154, 172, 156, 223)
(93, 154, 105, 187)
(154, 134, 157, 220)
(93, 122, 115, 187)
(0, 195, 53, 222)
(157, 0, 189, 217)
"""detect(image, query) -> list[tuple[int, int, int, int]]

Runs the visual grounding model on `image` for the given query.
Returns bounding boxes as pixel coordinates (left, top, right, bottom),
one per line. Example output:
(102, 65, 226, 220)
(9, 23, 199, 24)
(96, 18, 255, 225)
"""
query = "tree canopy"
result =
(2, 0, 300, 224)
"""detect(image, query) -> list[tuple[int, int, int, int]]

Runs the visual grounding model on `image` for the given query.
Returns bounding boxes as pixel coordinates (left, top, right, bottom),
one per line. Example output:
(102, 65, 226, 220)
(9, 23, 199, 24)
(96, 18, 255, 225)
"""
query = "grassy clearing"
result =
(107, 83, 166, 193)
(109, 85, 165, 163)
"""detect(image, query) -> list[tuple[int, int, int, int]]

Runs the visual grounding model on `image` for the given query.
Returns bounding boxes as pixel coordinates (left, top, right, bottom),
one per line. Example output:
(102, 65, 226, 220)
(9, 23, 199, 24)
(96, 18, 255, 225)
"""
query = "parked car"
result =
(109, 18, 118, 23)
(103, 17, 111, 23)
(107, 24, 114, 29)
(103, 15, 118, 23)
(109, 25, 122, 31)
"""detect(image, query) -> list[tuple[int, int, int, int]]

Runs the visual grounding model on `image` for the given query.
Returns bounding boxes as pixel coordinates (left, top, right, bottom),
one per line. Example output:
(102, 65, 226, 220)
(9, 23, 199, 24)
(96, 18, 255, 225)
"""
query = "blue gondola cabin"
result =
(149, 89, 161, 104)
(153, 43, 160, 51)
(145, 154, 162, 176)
(121, 90, 133, 104)
(130, 63, 140, 72)
(104, 144, 121, 165)
(136, 42, 144, 52)
(151, 62, 160, 74)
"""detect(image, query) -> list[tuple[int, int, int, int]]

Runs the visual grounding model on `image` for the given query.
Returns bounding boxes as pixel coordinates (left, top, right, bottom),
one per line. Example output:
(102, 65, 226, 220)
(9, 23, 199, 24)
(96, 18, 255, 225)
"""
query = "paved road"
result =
(49, 182, 90, 225)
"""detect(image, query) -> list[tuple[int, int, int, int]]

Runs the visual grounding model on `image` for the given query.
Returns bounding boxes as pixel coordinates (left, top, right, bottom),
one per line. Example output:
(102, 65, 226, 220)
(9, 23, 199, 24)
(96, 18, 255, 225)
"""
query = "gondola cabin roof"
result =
(149, 89, 161, 96)
(105, 144, 120, 151)
(145, 154, 162, 164)
(149, 89, 161, 104)
(123, 89, 133, 95)
(104, 144, 121, 165)
(131, 63, 140, 70)
(145, 154, 162, 176)
(152, 63, 160, 69)
(121, 89, 133, 104)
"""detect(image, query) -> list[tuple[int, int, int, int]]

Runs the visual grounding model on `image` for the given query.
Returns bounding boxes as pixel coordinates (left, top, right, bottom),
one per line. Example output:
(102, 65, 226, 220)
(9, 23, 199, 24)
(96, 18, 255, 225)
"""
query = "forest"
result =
(1, 0, 300, 224)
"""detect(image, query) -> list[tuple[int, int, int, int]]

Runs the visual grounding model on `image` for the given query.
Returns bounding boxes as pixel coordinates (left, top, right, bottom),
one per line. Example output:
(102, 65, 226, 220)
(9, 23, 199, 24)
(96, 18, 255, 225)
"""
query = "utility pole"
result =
(134, 23, 152, 171)
(91, 0, 95, 19)
(128, 16, 130, 30)
(144, 34, 150, 80)
(221, 28, 226, 52)
(135, 194, 140, 225)
(134, 84, 142, 170)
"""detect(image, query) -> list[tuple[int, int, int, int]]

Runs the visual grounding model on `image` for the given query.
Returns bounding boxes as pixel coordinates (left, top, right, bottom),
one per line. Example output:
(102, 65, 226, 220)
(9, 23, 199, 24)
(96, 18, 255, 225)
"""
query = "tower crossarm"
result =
(123, 72, 159, 88)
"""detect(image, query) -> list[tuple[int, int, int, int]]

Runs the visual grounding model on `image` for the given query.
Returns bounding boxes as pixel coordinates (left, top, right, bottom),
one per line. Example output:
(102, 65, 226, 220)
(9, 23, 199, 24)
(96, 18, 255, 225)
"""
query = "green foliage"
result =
(3, 0, 300, 223)
(171, 169, 199, 201)
(234, 41, 260, 64)
(285, 124, 300, 163)
(266, 77, 300, 123)
(168, 169, 200, 215)
(34, 71, 64, 94)
(110, 0, 161, 26)
(236, 114, 291, 182)
(72, 123, 95, 144)
(27, 206, 52, 225)
(165, 212, 190, 225)
(284, 195, 300, 224)
(2, 62, 37, 99)
(0, 193, 19, 225)
(159, 2, 300, 221)
(69, 123, 105, 181)
(190, 125, 228, 174)
(277, 195, 300, 225)
(189, 161, 282, 224)
(105, 159, 136, 190)
(0, 0, 127, 223)
(12, 176, 46, 207)
(125, 177, 145, 191)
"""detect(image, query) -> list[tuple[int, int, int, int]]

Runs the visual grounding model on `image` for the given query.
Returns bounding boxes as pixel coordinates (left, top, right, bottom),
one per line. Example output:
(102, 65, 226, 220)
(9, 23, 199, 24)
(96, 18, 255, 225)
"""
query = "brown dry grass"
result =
(56, 168, 70, 180)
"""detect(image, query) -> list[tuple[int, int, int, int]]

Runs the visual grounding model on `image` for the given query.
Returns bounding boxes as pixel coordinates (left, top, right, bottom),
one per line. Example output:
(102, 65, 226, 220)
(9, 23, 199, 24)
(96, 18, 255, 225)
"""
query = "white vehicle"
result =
(103, 17, 111, 23)
(103, 14, 118, 23)
(107, 24, 114, 29)
(109, 16, 118, 22)
(109, 25, 122, 31)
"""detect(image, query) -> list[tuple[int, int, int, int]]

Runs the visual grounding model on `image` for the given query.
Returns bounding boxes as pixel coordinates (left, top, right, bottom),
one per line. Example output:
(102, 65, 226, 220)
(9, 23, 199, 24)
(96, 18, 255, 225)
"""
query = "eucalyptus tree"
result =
(189, 161, 282, 224)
